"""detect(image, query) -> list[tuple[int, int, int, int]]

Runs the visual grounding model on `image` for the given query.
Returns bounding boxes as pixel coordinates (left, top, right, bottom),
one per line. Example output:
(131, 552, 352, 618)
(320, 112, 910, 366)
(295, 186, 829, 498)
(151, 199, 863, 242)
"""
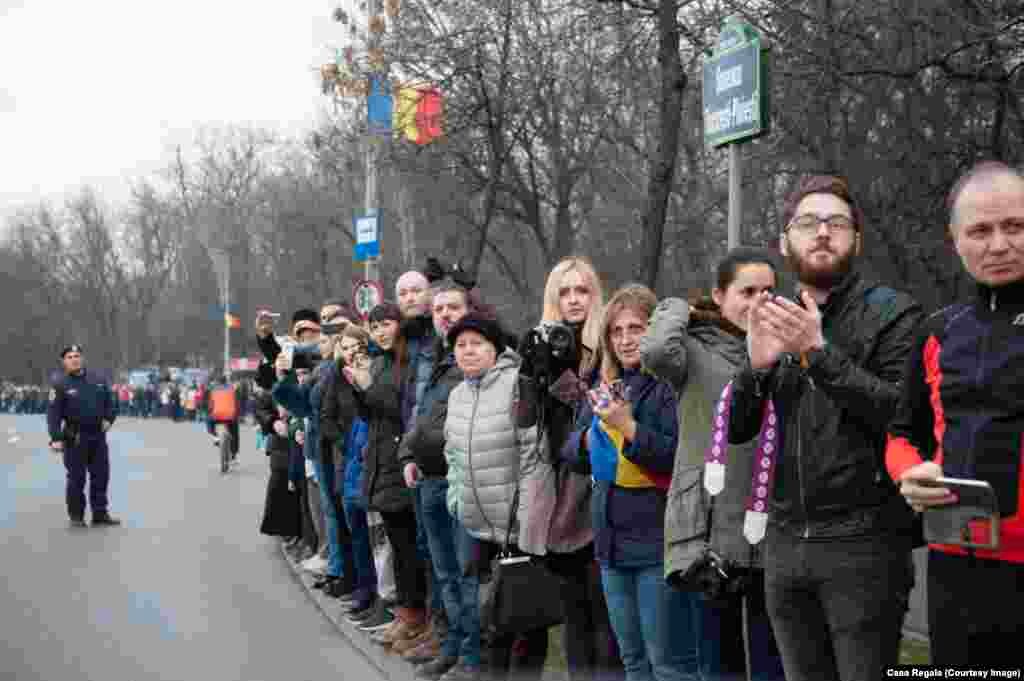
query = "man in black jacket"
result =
(396, 281, 469, 677)
(728, 175, 924, 681)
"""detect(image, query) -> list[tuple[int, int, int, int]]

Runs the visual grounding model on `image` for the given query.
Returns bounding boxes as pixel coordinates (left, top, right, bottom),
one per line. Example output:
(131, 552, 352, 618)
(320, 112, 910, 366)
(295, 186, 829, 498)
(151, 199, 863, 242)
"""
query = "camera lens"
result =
(548, 325, 573, 357)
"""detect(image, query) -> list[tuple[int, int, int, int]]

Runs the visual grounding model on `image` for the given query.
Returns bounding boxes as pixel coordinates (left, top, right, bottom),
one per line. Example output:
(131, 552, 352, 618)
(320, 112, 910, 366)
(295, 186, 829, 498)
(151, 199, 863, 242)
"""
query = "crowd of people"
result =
(28, 161, 996, 681)
(2, 379, 258, 421)
(104, 379, 256, 422)
(0, 383, 50, 414)
(244, 163, 1024, 681)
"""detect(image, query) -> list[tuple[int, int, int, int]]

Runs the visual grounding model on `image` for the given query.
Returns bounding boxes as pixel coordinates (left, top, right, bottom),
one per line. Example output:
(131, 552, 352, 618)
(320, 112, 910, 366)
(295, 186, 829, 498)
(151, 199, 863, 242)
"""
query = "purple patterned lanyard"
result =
(705, 380, 780, 544)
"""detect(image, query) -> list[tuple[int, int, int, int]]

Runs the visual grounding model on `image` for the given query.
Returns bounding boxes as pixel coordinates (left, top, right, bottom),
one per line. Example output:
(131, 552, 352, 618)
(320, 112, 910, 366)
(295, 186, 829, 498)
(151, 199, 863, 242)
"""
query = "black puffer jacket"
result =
(355, 352, 413, 513)
(727, 270, 924, 541)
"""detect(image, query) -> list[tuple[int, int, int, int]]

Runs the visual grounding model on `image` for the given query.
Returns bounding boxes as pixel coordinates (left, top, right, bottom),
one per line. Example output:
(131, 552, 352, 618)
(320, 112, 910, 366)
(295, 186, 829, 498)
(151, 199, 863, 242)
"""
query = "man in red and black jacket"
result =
(886, 161, 1024, 668)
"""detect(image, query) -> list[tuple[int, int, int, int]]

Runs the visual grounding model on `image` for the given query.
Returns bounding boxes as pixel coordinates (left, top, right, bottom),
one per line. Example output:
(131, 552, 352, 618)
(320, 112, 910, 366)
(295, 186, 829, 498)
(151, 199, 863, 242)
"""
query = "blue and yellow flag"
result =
(588, 415, 670, 490)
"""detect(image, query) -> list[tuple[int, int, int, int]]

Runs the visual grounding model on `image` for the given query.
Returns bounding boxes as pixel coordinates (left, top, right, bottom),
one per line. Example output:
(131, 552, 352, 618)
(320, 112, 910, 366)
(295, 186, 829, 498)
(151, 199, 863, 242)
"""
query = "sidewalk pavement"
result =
(280, 540, 417, 681)
(279, 540, 570, 681)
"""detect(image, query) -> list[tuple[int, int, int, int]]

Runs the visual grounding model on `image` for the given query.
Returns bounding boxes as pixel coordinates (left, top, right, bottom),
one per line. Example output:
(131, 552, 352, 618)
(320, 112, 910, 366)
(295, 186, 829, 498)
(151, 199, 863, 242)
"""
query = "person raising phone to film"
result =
(885, 161, 1024, 669)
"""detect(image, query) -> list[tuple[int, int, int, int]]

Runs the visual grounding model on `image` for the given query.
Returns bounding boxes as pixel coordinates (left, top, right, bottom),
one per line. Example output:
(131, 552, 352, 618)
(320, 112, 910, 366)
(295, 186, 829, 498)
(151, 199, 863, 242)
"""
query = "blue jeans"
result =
(600, 564, 702, 681)
(448, 516, 484, 667)
(420, 479, 480, 664)
(342, 496, 377, 599)
(311, 456, 349, 579)
(414, 484, 445, 617)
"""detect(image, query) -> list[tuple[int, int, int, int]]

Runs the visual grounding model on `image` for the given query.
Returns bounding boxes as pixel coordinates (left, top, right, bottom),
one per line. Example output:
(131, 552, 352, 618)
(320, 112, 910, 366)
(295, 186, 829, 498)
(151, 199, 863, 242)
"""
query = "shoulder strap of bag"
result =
(502, 375, 544, 558)
(502, 376, 523, 557)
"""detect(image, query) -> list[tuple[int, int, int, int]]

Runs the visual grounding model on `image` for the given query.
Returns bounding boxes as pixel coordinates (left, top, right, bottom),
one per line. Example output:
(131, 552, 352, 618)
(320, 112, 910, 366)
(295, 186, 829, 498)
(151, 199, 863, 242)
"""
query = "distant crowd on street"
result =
(1, 383, 51, 414)
(103, 379, 257, 422)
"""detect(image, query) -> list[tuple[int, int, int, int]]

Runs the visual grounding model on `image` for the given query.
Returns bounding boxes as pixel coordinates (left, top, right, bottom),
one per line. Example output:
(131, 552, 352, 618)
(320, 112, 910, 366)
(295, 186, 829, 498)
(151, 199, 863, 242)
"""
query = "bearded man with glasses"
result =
(726, 175, 925, 681)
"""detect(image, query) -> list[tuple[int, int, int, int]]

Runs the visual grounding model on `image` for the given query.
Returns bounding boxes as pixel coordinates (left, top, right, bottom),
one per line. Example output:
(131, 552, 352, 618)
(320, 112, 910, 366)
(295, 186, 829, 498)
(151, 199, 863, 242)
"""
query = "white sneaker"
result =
(301, 555, 328, 573)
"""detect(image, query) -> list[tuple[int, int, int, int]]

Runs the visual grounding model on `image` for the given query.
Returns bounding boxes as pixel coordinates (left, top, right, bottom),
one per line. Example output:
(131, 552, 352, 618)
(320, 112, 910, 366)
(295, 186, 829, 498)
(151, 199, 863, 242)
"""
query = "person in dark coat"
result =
(255, 388, 302, 539)
(349, 301, 429, 645)
(323, 324, 378, 616)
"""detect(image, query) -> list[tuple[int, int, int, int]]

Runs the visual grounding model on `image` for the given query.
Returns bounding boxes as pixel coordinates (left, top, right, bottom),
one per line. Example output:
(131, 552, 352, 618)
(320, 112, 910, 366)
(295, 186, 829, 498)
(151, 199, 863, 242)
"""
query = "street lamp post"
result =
(209, 247, 231, 382)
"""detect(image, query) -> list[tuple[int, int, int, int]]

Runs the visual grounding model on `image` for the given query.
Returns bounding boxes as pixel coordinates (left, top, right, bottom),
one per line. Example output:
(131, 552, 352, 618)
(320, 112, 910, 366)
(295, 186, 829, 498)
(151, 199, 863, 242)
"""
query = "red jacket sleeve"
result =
(886, 328, 944, 481)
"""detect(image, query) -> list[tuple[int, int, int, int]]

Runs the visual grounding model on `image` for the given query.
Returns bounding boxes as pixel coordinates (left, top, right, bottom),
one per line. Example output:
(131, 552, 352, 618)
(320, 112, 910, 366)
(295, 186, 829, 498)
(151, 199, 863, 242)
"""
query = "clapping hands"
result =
(746, 291, 826, 370)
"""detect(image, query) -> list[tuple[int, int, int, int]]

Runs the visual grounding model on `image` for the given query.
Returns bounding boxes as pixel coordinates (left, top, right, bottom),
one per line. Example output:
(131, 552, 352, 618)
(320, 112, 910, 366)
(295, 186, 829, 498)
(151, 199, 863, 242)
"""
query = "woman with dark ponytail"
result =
(641, 247, 785, 681)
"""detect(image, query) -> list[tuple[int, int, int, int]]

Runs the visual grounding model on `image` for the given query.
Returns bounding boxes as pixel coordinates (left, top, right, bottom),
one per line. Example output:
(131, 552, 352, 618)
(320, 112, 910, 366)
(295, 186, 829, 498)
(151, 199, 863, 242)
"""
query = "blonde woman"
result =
(562, 284, 699, 681)
(517, 255, 622, 681)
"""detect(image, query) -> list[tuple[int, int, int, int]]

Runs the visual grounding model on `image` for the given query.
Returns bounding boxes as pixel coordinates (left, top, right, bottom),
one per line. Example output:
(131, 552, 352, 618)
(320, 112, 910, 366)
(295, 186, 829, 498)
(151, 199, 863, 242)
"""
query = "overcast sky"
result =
(0, 0, 348, 220)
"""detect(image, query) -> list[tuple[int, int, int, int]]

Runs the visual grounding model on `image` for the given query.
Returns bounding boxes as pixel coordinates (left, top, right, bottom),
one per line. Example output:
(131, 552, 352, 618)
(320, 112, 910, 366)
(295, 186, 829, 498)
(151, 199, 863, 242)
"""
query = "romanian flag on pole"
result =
(393, 85, 443, 145)
(225, 313, 242, 329)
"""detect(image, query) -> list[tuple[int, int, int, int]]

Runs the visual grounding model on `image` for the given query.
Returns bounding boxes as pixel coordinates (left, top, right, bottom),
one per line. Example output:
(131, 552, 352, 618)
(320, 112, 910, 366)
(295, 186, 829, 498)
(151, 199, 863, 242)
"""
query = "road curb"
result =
(280, 541, 418, 681)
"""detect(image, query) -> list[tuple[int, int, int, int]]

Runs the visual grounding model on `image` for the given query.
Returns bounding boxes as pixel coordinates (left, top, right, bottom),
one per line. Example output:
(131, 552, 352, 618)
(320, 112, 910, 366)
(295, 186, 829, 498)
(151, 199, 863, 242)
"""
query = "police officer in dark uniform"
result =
(47, 345, 121, 529)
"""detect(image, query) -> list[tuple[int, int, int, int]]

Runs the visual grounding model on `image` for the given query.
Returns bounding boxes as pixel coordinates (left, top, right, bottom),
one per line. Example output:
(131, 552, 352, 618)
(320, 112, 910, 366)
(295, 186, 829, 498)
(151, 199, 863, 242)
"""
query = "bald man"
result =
(886, 161, 1024, 668)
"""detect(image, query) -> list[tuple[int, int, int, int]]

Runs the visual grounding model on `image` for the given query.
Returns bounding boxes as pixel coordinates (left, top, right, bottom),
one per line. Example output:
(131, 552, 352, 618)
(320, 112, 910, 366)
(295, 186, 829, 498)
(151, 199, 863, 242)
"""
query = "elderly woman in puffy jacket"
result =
(641, 247, 785, 681)
(443, 315, 550, 681)
(562, 283, 699, 681)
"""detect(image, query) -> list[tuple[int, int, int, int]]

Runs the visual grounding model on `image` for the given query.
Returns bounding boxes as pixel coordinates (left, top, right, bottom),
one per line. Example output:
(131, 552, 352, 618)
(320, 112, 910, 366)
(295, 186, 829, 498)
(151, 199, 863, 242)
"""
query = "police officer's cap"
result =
(60, 344, 84, 358)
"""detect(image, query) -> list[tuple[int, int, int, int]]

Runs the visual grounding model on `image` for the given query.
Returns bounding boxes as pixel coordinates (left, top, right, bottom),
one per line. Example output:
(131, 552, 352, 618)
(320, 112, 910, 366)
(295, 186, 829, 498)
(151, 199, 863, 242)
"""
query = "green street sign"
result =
(702, 19, 771, 147)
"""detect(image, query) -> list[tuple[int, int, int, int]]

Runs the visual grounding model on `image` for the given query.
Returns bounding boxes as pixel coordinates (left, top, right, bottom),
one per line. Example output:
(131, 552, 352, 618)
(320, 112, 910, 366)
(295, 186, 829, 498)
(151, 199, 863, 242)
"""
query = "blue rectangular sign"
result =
(354, 214, 380, 261)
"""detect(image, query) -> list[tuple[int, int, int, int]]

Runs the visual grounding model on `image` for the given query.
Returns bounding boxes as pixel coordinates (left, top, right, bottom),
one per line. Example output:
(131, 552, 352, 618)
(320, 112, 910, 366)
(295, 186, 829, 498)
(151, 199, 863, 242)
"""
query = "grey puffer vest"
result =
(444, 349, 545, 553)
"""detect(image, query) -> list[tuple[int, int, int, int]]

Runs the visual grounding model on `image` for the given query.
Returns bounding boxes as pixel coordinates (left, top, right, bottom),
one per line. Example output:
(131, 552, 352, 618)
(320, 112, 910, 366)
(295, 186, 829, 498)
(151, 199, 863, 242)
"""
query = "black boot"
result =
(91, 512, 122, 526)
(313, 575, 337, 590)
(325, 573, 355, 599)
(69, 517, 87, 529)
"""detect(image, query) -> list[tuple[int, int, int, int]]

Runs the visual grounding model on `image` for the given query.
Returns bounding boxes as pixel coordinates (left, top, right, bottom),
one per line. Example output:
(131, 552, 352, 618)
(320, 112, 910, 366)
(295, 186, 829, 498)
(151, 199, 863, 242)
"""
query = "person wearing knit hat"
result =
(446, 315, 507, 358)
(396, 270, 431, 319)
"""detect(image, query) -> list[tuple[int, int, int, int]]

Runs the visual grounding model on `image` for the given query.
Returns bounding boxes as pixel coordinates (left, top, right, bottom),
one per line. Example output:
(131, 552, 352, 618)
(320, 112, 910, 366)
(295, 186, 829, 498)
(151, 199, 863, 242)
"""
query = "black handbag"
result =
(479, 381, 564, 637)
(479, 482, 565, 636)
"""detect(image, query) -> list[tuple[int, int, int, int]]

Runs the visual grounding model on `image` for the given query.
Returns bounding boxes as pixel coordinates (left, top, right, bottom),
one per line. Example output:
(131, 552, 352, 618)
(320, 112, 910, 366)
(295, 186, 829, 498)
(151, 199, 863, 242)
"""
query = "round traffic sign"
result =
(353, 280, 384, 320)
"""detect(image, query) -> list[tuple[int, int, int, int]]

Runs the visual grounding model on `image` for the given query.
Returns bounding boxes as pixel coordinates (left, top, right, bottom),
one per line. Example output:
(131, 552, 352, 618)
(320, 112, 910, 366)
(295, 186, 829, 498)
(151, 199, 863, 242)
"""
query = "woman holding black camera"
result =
(518, 255, 623, 681)
(641, 247, 785, 681)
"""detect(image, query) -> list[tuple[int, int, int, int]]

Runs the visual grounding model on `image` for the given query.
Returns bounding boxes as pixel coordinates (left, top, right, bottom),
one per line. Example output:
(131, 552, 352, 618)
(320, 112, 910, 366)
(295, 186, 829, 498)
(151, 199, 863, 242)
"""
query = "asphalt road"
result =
(0, 414, 380, 681)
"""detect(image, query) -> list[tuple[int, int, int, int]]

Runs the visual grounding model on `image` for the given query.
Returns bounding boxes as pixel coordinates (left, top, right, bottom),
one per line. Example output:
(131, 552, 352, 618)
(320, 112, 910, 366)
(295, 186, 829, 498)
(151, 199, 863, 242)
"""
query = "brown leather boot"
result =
(393, 617, 435, 654)
(370, 617, 405, 645)
(402, 632, 442, 664)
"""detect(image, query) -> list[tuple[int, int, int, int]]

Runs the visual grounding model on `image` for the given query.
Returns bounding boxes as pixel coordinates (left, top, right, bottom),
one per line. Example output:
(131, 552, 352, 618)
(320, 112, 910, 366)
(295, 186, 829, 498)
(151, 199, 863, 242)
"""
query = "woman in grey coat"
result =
(640, 247, 785, 681)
